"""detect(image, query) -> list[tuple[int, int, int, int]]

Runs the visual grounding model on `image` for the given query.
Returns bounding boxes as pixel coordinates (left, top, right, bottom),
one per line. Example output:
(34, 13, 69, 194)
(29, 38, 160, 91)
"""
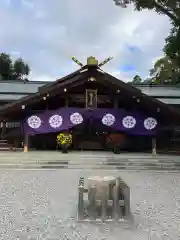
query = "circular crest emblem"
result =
(122, 116, 136, 129)
(70, 112, 83, 125)
(27, 115, 41, 129)
(102, 113, 115, 126)
(144, 117, 157, 130)
(49, 114, 63, 128)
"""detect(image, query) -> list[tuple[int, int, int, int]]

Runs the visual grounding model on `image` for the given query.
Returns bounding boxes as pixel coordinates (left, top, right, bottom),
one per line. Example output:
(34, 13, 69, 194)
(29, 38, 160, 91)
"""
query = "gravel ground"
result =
(0, 169, 179, 240)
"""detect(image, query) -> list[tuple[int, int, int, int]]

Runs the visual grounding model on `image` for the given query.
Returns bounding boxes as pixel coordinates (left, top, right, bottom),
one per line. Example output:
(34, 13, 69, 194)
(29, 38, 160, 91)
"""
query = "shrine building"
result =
(0, 56, 180, 153)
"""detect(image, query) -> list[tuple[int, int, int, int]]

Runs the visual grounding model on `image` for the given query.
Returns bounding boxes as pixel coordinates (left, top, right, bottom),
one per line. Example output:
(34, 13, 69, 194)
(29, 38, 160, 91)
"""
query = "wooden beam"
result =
(152, 137, 157, 155)
(98, 72, 180, 121)
(23, 134, 29, 153)
(0, 71, 89, 116)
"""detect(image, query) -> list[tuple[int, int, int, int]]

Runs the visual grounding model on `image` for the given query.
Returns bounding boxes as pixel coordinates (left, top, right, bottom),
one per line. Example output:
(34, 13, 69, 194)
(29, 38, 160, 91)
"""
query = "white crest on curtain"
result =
(122, 116, 136, 128)
(49, 114, 63, 128)
(70, 112, 83, 125)
(144, 117, 157, 130)
(27, 115, 41, 129)
(102, 113, 115, 126)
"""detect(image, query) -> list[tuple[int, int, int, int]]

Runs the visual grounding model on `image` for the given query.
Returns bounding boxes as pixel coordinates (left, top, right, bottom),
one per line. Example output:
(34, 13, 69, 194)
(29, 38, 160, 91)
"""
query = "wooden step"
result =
(0, 140, 8, 144)
(0, 139, 14, 151)
(78, 141, 103, 150)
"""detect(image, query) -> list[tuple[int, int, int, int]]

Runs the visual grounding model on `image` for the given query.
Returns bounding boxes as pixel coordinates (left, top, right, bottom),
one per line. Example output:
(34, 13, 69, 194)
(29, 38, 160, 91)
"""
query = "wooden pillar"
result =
(152, 137, 156, 155)
(46, 101, 48, 110)
(65, 97, 68, 107)
(23, 134, 29, 152)
(0, 121, 6, 140)
(113, 98, 118, 108)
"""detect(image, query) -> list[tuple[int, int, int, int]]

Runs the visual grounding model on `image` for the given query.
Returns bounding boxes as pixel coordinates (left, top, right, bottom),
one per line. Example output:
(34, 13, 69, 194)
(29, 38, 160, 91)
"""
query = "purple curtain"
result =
(23, 107, 159, 136)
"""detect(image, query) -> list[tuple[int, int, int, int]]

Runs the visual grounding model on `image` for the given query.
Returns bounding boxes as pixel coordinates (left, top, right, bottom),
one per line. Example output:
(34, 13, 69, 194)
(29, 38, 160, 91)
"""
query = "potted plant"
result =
(56, 132, 72, 153)
(113, 146, 120, 154)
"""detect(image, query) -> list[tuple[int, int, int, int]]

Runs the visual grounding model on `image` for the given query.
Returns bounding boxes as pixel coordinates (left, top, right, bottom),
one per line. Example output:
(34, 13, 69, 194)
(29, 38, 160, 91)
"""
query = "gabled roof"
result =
(0, 65, 180, 124)
(96, 70, 180, 119)
(0, 66, 89, 116)
(38, 65, 87, 91)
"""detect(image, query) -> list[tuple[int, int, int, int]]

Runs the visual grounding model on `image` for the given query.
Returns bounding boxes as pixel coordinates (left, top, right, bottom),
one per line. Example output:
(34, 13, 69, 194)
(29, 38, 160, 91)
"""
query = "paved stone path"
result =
(0, 169, 179, 239)
(0, 151, 179, 239)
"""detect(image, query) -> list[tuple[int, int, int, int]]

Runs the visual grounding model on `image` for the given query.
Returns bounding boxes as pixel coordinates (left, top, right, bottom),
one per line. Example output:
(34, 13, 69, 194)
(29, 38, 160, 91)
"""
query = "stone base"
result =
(77, 176, 130, 221)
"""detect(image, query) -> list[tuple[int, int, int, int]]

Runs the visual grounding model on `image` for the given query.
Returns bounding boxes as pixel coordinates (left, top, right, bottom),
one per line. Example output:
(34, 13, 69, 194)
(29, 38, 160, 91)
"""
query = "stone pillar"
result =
(23, 134, 29, 152)
(122, 186, 130, 218)
(88, 186, 96, 220)
(88, 176, 115, 220)
(113, 178, 121, 219)
(78, 185, 84, 220)
(101, 185, 108, 220)
(152, 137, 156, 155)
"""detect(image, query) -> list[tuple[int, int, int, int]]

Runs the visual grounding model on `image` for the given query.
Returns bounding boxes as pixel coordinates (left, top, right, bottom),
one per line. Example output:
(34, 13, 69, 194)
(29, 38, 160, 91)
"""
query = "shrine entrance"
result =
(24, 107, 157, 152)
(71, 117, 108, 150)
(29, 126, 151, 152)
(71, 121, 152, 152)
(70, 116, 132, 151)
(29, 116, 128, 151)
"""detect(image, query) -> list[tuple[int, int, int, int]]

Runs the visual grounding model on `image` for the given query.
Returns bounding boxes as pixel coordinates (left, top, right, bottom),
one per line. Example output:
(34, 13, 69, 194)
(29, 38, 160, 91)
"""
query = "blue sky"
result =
(120, 64, 136, 72)
(0, 0, 172, 82)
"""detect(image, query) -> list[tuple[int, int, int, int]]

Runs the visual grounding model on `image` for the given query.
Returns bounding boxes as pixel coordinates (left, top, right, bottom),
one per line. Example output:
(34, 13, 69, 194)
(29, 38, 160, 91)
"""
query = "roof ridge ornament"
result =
(87, 56, 98, 66)
(71, 56, 113, 68)
(98, 57, 113, 67)
(71, 57, 83, 67)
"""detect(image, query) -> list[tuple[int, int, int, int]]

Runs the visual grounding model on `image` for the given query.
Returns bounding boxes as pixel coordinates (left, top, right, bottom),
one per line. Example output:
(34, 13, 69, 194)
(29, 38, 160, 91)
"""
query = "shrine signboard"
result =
(86, 89, 97, 108)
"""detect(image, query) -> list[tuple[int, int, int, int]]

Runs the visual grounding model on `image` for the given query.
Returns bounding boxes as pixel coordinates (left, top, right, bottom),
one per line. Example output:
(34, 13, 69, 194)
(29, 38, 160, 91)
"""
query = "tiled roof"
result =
(0, 80, 49, 94)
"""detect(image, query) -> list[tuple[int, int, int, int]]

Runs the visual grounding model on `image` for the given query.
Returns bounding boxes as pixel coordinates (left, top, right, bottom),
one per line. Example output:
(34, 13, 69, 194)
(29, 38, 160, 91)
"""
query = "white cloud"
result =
(29, 74, 54, 82)
(21, 0, 35, 9)
(0, 0, 172, 82)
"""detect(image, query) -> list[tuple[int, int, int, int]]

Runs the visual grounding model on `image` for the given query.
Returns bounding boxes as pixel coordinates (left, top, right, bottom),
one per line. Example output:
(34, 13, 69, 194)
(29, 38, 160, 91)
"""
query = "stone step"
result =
(0, 155, 176, 161)
(0, 152, 179, 170)
(0, 148, 13, 151)
(1, 151, 180, 157)
(0, 166, 178, 172)
(0, 161, 171, 164)
(0, 159, 176, 165)
(0, 155, 178, 160)
(0, 163, 178, 171)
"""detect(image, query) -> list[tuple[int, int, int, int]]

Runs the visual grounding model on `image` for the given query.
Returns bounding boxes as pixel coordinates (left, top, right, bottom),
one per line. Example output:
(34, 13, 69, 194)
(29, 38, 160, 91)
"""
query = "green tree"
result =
(113, 1, 180, 65)
(0, 53, 30, 81)
(132, 74, 142, 84)
(149, 56, 180, 84)
(164, 26, 180, 65)
(13, 58, 30, 80)
(113, 0, 180, 26)
(0, 53, 12, 80)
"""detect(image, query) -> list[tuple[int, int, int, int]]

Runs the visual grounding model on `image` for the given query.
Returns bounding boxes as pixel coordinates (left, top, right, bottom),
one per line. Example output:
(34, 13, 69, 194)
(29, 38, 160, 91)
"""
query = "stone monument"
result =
(77, 176, 130, 221)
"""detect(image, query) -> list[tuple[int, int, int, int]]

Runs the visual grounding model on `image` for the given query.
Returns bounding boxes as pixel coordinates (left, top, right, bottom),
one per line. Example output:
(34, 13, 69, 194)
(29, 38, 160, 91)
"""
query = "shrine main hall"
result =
(0, 56, 180, 153)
